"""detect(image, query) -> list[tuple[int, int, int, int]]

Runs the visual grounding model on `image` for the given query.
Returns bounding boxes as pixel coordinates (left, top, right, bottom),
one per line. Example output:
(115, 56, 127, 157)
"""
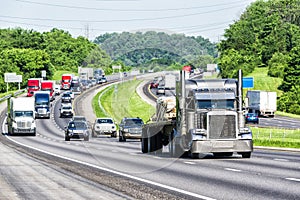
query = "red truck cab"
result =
(27, 78, 41, 97)
(41, 80, 55, 101)
(61, 74, 73, 90)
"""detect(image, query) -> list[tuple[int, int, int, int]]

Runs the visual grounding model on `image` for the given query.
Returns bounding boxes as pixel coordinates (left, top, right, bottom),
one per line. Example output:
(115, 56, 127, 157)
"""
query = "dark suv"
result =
(118, 117, 144, 142)
(65, 120, 90, 141)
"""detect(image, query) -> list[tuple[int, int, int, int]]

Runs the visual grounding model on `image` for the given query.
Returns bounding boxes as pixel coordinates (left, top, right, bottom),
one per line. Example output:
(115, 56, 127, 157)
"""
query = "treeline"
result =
(0, 28, 111, 92)
(218, 0, 300, 115)
(94, 31, 217, 71)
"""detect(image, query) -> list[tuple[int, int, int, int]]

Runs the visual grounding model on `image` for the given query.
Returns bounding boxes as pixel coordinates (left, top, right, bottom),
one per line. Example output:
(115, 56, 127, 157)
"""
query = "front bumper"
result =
(190, 139, 253, 153)
(123, 132, 142, 139)
(13, 127, 36, 134)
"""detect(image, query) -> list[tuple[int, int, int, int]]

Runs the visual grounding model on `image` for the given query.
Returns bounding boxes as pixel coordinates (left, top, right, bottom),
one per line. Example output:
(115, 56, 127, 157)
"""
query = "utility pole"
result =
(84, 24, 90, 40)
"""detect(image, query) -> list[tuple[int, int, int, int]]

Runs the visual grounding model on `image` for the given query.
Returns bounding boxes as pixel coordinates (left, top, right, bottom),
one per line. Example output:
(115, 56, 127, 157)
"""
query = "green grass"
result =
(275, 111, 300, 119)
(243, 67, 283, 96)
(252, 127, 300, 148)
(93, 80, 155, 124)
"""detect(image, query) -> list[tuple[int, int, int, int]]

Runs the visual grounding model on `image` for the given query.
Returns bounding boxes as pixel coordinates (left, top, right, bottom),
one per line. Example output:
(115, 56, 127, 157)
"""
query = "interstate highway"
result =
(0, 77, 300, 200)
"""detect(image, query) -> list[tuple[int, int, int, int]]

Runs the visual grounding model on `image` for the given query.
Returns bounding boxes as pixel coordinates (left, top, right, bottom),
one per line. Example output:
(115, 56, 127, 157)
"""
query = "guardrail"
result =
(0, 89, 26, 103)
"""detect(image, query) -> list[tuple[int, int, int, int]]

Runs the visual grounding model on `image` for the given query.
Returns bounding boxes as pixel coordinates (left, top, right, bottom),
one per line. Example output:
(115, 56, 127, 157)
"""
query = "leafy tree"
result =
(97, 31, 211, 67)
(0, 48, 51, 92)
(267, 52, 289, 78)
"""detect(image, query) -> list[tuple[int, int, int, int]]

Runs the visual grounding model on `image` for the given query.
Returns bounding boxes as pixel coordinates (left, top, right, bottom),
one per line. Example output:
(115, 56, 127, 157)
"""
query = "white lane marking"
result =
(184, 161, 196, 165)
(274, 158, 289, 162)
(286, 178, 300, 182)
(224, 168, 242, 172)
(4, 135, 216, 200)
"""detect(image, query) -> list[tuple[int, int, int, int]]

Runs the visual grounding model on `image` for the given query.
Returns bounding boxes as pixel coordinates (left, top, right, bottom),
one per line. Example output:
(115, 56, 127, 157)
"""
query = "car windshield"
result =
(124, 119, 143, 126)
(62, 93, 71, 97)
(68, 121, 87, 130)
(97, 119, 113, 124)
(15, 111, 33, 117)
(197, 100, 234, 109)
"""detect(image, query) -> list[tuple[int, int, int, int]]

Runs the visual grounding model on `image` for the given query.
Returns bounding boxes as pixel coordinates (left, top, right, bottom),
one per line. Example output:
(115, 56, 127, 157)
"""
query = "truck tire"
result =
(141, 137, 148, 153)
(32, 131, 36, 136)
(153, 132, 163, 154)
(65, 136, 70, 141)
(241, 152, 251, 158)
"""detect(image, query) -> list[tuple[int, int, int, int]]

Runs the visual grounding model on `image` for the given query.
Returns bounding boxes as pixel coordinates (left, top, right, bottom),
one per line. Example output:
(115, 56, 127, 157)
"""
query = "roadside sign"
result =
(4, 73, 16, 82)
(41, 70, 46, 78)
(243, 77, 254, 88)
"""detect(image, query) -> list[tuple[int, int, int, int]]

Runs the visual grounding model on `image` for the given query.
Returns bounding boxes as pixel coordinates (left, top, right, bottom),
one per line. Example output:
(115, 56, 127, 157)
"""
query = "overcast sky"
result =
(1, 0, 255, 42)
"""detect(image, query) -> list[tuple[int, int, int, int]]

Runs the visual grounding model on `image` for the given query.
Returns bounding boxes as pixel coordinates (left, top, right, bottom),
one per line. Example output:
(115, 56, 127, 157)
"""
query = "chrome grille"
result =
(208, 115, 236, 139)
(196, 113, 207, 129)
(17, 121, 32, 128)
(129, 128, 142, 134)
(38, 108, 47, 114)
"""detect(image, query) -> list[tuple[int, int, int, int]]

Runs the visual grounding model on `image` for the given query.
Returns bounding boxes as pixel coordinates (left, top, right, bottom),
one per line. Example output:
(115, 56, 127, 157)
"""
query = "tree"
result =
(0, 48, 51, 92)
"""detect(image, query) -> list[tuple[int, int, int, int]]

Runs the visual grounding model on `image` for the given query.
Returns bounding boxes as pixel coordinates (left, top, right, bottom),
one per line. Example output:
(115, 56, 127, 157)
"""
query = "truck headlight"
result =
(192, 134, 207, 140)
(238, 128, 252, 139)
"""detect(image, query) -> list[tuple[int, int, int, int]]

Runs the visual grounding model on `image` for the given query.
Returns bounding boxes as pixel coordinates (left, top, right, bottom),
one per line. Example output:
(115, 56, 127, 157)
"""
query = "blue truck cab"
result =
(34, 91, 51, 119)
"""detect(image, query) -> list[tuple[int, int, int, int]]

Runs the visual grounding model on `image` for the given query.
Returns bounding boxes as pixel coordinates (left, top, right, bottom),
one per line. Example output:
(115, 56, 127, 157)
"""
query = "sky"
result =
(0, 0, 256, 42)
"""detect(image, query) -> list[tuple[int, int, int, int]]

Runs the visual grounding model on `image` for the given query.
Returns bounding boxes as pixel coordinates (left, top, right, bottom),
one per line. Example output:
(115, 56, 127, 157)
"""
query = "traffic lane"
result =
(0, 137, 127, 200)
(6, 124, 300, 200)
(258, 117, 300, 129)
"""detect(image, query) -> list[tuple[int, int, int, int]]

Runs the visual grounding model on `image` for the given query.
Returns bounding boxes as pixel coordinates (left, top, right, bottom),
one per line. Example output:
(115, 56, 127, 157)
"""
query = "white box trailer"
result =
(246, 90, 277, 117)
(78, 67, 94, 80)
(7, 97, 36, 135)
(164, 74, 176, 89)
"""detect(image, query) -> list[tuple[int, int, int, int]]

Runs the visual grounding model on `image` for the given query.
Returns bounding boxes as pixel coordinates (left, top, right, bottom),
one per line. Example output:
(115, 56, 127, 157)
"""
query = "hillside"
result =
(244, 67, 283, 96)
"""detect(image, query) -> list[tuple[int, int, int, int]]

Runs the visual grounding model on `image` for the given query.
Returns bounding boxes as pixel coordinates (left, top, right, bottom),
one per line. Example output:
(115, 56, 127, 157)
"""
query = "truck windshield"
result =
(28, 86, 39, 89)
(197, 100, 234, 109)
(36, 101, 48, 106)
(14, 111, 33, 117)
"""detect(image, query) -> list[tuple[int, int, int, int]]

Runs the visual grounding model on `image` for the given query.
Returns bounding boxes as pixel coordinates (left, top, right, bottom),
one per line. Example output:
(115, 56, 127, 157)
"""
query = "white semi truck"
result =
(246, 90, 277, 117)
(142, 69, 253, 158)
(7, 97, 36, 136)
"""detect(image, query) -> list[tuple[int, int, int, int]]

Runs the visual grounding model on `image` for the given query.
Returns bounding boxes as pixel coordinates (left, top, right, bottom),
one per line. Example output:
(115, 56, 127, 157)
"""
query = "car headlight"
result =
(124, 128, 129, 132)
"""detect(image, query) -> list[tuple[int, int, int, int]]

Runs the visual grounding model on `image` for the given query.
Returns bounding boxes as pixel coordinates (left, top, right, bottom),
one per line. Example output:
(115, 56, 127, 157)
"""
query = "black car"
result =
(245, 113, 259, 124)
(65, 120, 90, 141)
(118, 117, 144, 142)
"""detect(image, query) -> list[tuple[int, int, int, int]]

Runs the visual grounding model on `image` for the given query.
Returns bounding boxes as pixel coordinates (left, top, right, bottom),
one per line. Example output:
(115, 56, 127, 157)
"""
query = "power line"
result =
(15, 0, 250, 12)
(0, 3, 248, 23)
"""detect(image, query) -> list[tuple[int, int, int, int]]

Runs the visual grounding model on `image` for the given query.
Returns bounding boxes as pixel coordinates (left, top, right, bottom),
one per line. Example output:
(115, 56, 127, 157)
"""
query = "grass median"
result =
(92, 79, 155, 124)
(252, 127, 300, 148)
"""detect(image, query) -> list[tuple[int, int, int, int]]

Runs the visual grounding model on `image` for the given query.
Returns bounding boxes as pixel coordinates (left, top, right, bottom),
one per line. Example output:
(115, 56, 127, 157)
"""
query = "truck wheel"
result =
(65, 136, 70, 141)
(141, 137, 148, 153)
(241, 152, 251, 158)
